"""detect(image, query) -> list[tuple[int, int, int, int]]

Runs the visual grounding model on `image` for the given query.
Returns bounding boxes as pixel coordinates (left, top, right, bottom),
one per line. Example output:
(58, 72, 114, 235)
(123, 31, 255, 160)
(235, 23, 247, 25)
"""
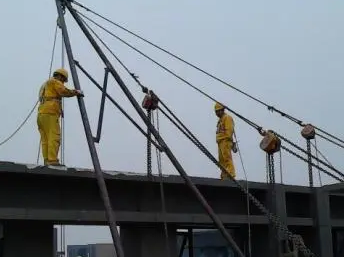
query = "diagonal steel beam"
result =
(64, 1, 245, 256)
(55, 1, 124, 257)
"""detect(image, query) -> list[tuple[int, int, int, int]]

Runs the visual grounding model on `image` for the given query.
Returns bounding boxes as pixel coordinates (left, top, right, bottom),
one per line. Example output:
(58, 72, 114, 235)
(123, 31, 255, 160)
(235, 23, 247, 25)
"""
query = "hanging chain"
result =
(147, 109, 152, 177)
(274, 131, 344, 180)
(152, 110, 171, 257)
(268, 154, 276, 184)
(158, 104, 315, 256)
(306, 139, 313, 187)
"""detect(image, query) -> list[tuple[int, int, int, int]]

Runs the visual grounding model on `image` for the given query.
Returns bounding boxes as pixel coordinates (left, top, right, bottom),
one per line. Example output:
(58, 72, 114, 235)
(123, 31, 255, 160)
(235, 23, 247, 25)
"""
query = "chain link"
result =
(268, 154, 276, 184)
(306, 139, 314, 187)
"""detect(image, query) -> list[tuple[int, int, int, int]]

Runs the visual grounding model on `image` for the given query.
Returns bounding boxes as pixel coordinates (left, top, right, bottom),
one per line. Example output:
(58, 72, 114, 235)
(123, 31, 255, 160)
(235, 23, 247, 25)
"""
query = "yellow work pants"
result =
(37, 113, 60, 165)
(218, 139, 236, 179)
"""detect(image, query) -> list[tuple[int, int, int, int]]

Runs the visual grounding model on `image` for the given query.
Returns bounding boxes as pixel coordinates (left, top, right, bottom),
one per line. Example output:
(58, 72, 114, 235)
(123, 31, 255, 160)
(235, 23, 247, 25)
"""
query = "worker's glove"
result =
(75, 90, 84, 97)
(232, 142, 238, 153)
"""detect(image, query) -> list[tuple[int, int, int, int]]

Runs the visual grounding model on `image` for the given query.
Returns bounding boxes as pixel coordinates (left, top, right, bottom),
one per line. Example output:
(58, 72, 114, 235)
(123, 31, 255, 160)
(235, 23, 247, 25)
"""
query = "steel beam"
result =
(64, 2, 244, 256)
(54, 1, 124, 256)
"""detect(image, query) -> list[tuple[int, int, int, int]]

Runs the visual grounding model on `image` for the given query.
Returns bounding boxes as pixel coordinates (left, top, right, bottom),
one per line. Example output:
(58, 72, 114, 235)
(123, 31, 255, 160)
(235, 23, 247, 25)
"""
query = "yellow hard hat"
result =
(53, 68, 68, 82)
(214, 102, 224, 111)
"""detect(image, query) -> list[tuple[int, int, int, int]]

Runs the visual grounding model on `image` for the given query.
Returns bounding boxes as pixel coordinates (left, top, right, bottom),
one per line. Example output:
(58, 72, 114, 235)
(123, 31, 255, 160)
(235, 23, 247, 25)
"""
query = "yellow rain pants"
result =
(216, 113, 236, 179)
(37, 114, 60, 165)
(218, 139, 236, 179)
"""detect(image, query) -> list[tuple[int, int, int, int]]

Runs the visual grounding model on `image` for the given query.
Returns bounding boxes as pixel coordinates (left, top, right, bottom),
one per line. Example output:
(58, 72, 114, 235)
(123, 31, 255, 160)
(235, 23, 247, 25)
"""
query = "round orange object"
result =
(260, 131, 281, 154)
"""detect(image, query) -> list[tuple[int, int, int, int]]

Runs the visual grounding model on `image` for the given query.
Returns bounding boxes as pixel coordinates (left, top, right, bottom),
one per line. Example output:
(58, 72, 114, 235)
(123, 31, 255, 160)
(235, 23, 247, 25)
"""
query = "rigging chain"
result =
(156, 102, 315, 256)
(272, 131, 344, 180)
(82, 13, 343, 185)
(73, 9, 343, 254)
(152, 110, 171, 257)
(72, 1, 344, 149)
(77, 10, 337, 253)
(77, 13, 263, 135)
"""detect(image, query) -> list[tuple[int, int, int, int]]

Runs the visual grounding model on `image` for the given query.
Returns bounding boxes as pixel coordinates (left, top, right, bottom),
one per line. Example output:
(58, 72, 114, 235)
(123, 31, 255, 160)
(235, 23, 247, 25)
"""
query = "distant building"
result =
(178, 230, 235, 257)
(66, 230, 235, 257)
(67, 243, 116, 257)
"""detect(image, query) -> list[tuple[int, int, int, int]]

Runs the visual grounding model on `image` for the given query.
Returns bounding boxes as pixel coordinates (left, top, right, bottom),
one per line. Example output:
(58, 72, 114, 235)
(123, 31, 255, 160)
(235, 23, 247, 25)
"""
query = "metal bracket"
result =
(93, 68, 109, 143)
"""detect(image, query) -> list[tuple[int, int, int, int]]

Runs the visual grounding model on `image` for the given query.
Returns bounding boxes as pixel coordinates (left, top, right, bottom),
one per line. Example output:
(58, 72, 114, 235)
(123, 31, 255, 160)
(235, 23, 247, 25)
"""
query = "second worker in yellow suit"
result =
(37, 68, 83, 166)
(215, 102, 236, 179)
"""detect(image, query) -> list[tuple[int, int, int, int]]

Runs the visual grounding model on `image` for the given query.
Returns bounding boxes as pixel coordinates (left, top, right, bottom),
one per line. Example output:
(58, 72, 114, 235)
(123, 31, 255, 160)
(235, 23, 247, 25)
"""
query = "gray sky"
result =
(1, 0, 344, 247)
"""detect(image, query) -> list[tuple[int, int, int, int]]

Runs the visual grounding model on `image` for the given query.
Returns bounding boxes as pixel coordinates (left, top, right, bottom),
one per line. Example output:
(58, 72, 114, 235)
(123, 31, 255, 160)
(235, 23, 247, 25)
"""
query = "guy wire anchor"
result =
(301, 124, 316, 187)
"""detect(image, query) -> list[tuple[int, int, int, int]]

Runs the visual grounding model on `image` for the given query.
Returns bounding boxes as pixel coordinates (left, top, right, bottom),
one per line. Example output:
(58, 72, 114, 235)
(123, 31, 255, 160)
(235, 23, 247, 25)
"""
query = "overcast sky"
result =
(1, 0, 343, 249)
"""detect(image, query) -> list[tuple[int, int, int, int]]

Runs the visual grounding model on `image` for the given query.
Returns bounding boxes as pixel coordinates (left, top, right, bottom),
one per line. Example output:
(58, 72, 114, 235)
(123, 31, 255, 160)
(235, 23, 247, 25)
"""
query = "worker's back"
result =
(38, 78, 63, 115)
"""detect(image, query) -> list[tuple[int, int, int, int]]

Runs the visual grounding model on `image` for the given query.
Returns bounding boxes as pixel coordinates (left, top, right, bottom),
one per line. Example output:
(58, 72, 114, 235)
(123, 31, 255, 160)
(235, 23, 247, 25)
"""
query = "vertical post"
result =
(187, 229, 194, 257)
(314, 188, 333, 257)
(64, 2, 244, 256)
(178, 234, 187, 257)
(54, 1, 125, 257)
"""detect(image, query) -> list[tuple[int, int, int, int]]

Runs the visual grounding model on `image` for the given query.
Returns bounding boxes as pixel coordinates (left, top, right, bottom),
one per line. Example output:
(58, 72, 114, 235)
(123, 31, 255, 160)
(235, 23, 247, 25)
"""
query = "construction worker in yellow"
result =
(215, 102, 236, 179)
(37, 68, 83, 166)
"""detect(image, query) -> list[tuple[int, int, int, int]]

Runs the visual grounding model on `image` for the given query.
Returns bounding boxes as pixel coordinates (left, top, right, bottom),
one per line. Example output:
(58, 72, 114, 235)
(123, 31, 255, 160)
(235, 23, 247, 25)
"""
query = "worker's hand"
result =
(75, 90, 84, 97)
(232, 142, 238, 153)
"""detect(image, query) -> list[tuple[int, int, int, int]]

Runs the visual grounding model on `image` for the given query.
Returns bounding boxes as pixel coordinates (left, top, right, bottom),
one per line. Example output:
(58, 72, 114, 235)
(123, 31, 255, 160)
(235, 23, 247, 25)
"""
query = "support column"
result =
(2, 221, 54, 257)
(268, 185, 287, 257)
(315, 189, 333, 257)
(121, 224, 177, 257)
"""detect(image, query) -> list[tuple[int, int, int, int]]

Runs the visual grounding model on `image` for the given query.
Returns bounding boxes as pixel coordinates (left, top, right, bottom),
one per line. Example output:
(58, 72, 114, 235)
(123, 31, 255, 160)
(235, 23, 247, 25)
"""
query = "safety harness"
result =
(38, 81, 64, 116)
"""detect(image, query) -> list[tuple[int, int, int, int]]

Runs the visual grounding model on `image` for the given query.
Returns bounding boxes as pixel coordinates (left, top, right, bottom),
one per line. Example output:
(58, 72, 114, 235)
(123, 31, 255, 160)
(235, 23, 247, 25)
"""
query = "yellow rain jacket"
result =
(216, 113, 236, 179)
(38, 78, 77, 115)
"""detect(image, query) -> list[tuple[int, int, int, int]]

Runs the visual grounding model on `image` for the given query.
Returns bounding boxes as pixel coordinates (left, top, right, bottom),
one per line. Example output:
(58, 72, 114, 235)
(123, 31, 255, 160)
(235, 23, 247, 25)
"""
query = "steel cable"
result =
(72, 0, 344, 148)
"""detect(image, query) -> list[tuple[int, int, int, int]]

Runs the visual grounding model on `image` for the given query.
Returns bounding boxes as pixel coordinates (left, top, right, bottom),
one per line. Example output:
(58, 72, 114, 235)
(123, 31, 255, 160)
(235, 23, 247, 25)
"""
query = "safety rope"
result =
(72, 1, 344, 150)
(61, 31, 66, 166)
(1, 24, 58, 151)
(157, 103, 315, 256)
(0, 101, 38, 147)
(60, 23, 66, 257)
(152, 110, 171, 257)
(233, 130, 252, 257)
(37, 23, 59, 164)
